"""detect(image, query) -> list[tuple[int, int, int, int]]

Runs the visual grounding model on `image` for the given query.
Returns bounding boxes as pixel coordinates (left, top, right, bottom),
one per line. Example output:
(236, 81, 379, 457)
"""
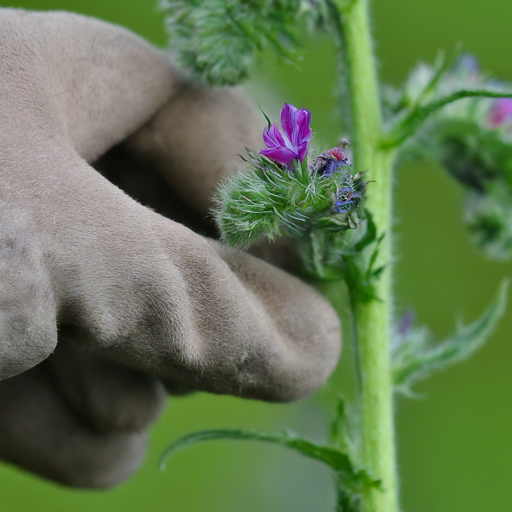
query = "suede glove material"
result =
(0, 8, 341, 488)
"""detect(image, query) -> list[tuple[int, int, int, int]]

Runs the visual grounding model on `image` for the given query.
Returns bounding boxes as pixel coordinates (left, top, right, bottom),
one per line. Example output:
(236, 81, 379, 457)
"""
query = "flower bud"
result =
(465, 184, 512, 260)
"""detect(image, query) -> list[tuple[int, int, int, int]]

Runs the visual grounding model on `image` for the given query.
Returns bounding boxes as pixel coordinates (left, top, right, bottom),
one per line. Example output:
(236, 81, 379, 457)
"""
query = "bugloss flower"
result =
(215, 102, 368, 247)
(260, 103, 312, 167)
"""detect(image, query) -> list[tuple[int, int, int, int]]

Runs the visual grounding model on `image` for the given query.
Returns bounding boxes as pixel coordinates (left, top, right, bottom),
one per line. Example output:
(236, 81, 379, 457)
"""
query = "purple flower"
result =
(316, 143, 351, 176)
(489, 98, 512, 127)
(333, 186, 361, 213)
(260, 103, 312, 167)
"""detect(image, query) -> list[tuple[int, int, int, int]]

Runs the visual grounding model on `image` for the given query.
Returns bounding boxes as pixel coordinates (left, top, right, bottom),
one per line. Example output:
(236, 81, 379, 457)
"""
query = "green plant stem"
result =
(333, 1, 399, 511)
(351, 150, 397, 512)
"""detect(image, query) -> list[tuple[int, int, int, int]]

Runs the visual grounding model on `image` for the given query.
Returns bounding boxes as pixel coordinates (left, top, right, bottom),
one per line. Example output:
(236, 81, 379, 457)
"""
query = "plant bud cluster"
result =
(214, 104, 368, 256)
(160, 0, 325, 85)
(395, 55, 512, 259)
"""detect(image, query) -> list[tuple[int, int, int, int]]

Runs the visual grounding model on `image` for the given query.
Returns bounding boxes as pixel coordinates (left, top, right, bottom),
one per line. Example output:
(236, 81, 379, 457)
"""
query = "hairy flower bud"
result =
(465, 184, 512, 260)
(315, 140, 351, 177)
(214, 104, 368, 253)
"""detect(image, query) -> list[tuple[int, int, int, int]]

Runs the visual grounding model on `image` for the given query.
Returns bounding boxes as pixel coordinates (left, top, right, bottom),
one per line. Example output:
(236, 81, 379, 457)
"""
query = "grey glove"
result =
(0, 8, 341, 488)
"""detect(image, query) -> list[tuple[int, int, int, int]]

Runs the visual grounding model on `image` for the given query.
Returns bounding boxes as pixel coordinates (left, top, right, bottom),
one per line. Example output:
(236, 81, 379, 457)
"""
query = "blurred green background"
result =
(0, 1, 511, 511)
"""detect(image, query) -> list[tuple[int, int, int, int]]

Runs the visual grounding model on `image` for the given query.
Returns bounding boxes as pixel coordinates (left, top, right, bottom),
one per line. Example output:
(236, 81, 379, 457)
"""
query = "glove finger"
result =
(124, 84, 262, 216)
(94, 144, 303, 273)
(0, 366, 149, 488)
(93, 144, 217, 238)
(0, 205, 58, 380)
(0, 8, 179, 163)
(44, 336, 166, 433)
(119, 83, 302, 273)
(67, 212, 342, 403)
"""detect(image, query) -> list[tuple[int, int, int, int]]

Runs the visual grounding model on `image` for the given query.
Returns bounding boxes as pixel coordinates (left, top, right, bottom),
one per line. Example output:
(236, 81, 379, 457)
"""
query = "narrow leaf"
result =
(258, 103, 272, 132)
(353, 209, 377, 252)
(329, 397, 349, 447)
(160, 428, 378, 492)
(393, 279, 509, 393)
(413, 50, 449, 105)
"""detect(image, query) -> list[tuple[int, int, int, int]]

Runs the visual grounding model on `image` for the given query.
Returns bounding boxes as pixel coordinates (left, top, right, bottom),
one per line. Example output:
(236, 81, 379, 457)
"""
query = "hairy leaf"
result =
(329, 396, 361, 468)
(392, 279, 509, 394)
(160, 428, 379, 505)
(330, 397, 350, 447)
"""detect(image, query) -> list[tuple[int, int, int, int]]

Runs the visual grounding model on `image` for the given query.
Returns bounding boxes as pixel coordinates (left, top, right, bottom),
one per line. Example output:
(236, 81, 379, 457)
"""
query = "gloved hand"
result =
(0, 9, 341, 488)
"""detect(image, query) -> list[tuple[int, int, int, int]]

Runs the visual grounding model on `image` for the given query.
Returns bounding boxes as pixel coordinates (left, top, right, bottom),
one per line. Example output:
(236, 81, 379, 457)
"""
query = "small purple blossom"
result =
(260, 103, 312, 167)
(488, 98, 512, 127)
(316, 141, 351, 176)
(333, 186, 360, 213)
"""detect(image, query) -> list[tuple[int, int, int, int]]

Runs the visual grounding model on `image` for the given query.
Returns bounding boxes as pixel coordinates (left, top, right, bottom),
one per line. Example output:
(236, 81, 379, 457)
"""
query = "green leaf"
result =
(160, 428, 345, 472)
(365, 233, 384, 281)
(160, 428, 379, 495)
(329, 396, 362, 470)
(353, 209, 377, 252)
(335, 480, 364, 512)
(329, 397, 351, 448)
(412, 50, 449, 105)
(392, 279, 509, 394)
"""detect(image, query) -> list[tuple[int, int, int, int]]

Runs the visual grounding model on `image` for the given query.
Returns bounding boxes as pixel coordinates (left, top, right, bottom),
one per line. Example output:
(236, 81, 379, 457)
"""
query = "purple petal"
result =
(316, 158, 343, 176)
(260, 103, 312, 166)
(281, 103, 299, 144)
(260, 147, 297, 166)
(297, 141, 309, 162)
(333, 199, 354, 213)
(263, 124, 287, 149)
(281, 132, 296, 152)
(297, 108, 312, 144)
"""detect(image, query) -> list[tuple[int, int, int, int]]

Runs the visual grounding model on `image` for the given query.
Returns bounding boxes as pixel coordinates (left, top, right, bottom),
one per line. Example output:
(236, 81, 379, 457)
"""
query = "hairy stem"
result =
(384, 88, 512, 147)
(333, 1, 399, 511)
